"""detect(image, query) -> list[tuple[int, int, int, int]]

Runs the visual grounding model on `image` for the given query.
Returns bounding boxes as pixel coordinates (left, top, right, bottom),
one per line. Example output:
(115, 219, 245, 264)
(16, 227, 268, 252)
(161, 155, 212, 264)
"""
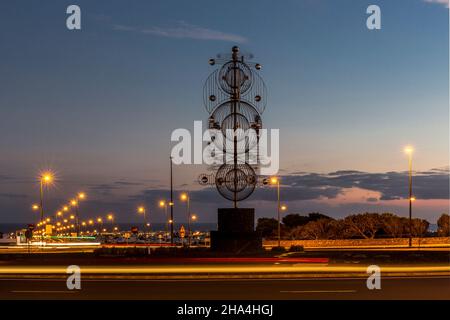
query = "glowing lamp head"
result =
(404, 146, 414, 155)
(270, 177, 279, 185)
(191, 214, 197, 221)
(159, 200, 166, 207)
(280, 205, 287, 211)
(78, 192, 86, 199)
(410, 196, 416, 201)
(70, 200, 78, 206)
(180, 193, 188, 201)
(32, 204, 39, 210)
(138, 206, 145, 213)
(107, 214, 113, 220)
(41, 172, 54, 184)
(97, 218, 102, 223)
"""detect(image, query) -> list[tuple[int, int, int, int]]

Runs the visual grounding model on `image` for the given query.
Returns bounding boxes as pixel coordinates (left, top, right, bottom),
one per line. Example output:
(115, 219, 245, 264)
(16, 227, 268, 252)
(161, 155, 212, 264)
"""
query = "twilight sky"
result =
(0, 0, 448, 225)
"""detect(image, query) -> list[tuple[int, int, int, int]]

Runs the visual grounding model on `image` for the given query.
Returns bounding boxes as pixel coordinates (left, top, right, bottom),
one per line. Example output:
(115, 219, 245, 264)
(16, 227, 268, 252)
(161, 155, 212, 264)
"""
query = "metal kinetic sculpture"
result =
(198, 46, 267, 208)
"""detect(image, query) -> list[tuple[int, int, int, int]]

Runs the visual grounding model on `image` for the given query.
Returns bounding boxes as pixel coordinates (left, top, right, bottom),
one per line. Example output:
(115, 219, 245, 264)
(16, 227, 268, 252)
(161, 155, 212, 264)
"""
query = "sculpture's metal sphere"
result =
(215, 163, 256, 201)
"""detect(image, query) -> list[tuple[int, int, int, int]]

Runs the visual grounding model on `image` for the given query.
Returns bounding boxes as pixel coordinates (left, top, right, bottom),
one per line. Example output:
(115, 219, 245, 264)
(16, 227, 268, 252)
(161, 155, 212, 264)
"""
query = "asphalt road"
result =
(1, 276, 449, 299)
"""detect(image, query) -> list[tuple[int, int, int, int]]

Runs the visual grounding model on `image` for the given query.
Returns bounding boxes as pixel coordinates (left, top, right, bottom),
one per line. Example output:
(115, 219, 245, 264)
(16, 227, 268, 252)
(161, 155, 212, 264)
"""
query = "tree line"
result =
(256, 212, 450, 240)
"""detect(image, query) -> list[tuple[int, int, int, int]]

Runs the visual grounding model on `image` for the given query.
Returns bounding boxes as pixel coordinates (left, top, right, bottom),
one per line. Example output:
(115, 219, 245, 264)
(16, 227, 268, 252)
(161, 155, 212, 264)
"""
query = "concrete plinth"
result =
(210, 208, 262, 253)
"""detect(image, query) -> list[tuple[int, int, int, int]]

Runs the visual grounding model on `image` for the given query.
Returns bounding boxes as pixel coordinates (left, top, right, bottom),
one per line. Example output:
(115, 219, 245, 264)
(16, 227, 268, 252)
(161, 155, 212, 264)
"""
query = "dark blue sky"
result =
(0, 0, 448, 224)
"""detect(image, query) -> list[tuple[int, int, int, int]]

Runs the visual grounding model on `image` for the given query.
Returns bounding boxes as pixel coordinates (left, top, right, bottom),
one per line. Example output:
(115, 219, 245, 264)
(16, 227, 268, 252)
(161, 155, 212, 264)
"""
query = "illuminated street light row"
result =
(32, 197, 119, 236)
(137, 195, 199, 243)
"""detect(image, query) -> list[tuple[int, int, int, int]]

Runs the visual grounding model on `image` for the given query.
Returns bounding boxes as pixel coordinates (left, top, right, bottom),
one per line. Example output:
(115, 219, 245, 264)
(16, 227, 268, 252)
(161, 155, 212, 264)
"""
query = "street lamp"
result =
(138, 206, 148, 230)
(97, 217, 103, 232)
(70, 199, 79, 236)
(404, 146, 414, 247)
(88, 219, 93, 228)
(32, 204, 40, 226)
(107, 214, 114, 232)
(69, 192, 85, 237)
(270, 176, 282, 247)
(190, 214, 198, 245)
(38, 171, 53, 224)
(180, 193, 192, 247)
(159, 200, 169, 236)
(170, 155, 174, 245)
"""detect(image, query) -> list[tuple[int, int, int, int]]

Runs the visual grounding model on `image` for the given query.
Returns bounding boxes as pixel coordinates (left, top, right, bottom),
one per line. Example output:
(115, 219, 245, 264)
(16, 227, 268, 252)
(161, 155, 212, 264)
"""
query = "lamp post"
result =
(88, 219, 94, 235)
(107, 214, 114, 232)
(70, 199, 79, 236)
(159, 200, 169, 238)
(38, 172, 53, 224)
(270, 177, 282, 247)
(38, 172, 53, 241)
(180, 193, 191, 247)
(404, 146, 414, 247)
(97, 217, 103, 233)
(32, 204, 40, 224)
(138, 206, 147, 231)
(77, 193, 85, 235)
(191, 214, 197, 246)
(170, 156, 174, 244)
(56, 210, 62, 222)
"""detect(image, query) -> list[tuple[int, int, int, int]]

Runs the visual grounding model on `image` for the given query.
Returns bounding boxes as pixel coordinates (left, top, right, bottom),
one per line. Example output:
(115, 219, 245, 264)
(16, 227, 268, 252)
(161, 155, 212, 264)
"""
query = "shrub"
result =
(289, 245, 304, 252)
(437, 214, 450, 236)
(271, 246, 286, 253)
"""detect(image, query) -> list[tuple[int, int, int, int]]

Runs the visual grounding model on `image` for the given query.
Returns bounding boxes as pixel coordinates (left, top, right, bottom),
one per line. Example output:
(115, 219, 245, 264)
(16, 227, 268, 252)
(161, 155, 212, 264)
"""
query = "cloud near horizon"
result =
(113, 21, 247, 43)
(129, 167, 450, 204)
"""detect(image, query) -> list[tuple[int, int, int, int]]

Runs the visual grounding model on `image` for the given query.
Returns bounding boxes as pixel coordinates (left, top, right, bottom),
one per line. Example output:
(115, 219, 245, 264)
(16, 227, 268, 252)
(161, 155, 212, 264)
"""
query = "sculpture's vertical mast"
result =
(232, 47, 239, 208)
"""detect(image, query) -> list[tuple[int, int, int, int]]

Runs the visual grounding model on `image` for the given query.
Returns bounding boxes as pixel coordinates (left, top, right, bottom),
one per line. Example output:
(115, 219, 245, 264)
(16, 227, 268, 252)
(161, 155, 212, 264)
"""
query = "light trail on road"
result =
(0, 264, 449, 276)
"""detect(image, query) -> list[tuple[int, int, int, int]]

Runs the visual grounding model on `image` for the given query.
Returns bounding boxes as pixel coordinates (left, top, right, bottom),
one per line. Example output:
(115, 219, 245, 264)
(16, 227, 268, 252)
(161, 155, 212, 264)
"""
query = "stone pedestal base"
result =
(210, 208, 262, 253)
